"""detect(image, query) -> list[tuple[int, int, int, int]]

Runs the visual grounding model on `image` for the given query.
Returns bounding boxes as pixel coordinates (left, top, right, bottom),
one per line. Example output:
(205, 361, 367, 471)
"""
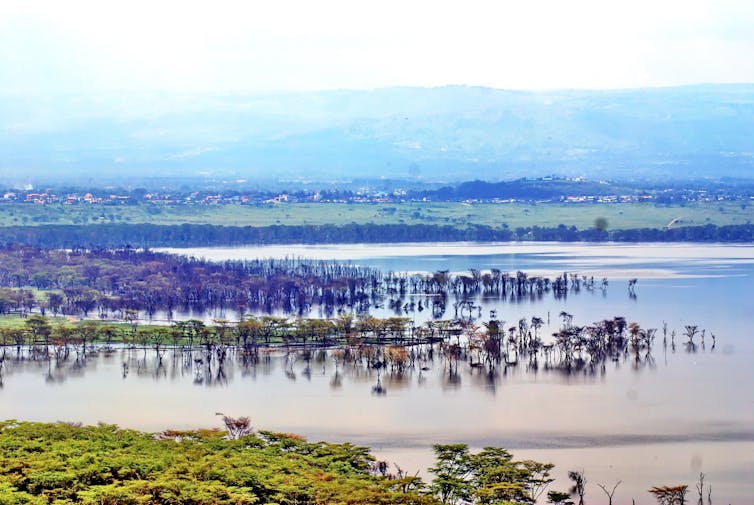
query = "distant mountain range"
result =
(1, 84, 753, 183)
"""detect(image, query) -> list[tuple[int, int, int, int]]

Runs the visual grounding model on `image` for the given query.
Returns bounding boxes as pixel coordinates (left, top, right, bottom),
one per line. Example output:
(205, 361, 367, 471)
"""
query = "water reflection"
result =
(131, 270, 616, 326)
(0, 324, 713, 393)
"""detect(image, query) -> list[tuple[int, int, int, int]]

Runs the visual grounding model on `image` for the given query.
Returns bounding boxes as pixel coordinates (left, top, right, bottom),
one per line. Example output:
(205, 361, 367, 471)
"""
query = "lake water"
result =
(3, 242, 754, 503)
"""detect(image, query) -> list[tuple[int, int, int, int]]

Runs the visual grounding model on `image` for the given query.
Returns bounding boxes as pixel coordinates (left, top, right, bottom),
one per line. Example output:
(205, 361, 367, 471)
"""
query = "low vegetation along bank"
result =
(0, 420, 700, 504)
(1, 222, 753, 248)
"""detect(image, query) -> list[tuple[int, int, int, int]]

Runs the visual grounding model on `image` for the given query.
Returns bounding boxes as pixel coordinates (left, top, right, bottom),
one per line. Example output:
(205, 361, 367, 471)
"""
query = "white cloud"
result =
(166, 147, 219, 160)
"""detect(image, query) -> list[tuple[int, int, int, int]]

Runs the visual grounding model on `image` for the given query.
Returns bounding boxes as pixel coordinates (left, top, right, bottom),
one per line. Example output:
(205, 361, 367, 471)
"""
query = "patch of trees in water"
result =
(1, 221, 753, 248)
(0, 313, 715, 391)
(0, 245, 602, 320)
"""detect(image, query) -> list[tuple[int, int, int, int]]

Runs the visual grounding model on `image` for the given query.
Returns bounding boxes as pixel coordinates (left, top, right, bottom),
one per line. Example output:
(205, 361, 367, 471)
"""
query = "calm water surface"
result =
(3, 243, 753, 503)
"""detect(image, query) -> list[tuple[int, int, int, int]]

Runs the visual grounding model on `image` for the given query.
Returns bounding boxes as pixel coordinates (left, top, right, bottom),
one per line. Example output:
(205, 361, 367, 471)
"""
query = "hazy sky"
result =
(1, 0, 753, 95)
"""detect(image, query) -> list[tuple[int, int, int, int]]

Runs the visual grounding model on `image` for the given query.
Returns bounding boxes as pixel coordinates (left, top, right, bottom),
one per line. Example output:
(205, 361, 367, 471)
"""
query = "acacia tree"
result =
(25, 314, 51, 346)
(470, 447, 531, 504)
(98, 324, 119, 347)
(383, 317, 411, 341)
(520, 460, 555, 502)
(259, 316, 289, 344)
(51, 323, 75, 356)
(547, 491, 574, 504)
(649, 485, 688, 505)
(77, 320, 100, 351)
(236, 317, 263, 349)
(429, 444, 552, 505)
(295, 318, 336, 346)
(213, 319, 232, 346)
(429, 444, 472, 504)
(149, 327, 171, 363)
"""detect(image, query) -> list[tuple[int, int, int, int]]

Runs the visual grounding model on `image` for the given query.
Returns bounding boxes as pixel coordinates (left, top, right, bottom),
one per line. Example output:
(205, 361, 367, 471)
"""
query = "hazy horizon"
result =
(2, 1, 753, 182)
(3, 84, 753, 182)
(3, 1, 754, 96)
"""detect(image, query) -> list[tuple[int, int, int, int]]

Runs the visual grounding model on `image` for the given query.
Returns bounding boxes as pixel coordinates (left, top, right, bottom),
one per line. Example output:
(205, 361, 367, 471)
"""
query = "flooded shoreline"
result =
(3, 242, 753, 502)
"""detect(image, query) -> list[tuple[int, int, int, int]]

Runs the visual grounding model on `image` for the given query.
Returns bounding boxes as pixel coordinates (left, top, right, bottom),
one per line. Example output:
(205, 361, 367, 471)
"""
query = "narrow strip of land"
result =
(0, 201, 751, 229)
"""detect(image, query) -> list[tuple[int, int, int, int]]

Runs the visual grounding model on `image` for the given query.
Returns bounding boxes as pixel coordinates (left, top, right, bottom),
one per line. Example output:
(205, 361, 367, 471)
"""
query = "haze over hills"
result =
(1, 84, 753, 184)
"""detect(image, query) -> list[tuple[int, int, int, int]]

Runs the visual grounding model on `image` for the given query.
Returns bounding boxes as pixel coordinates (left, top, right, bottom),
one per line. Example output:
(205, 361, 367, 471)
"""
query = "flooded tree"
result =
(0, 245, 606, 323)
(568, 470, 587, 505)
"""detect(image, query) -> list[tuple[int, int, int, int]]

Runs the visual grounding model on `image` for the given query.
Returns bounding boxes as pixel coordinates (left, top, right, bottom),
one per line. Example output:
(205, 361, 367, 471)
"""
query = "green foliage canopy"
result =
(0, 421, 436, 505)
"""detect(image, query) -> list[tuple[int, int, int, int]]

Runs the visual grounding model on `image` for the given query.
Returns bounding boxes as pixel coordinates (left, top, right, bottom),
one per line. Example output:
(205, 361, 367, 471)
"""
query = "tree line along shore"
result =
(1, 221, 752, 249)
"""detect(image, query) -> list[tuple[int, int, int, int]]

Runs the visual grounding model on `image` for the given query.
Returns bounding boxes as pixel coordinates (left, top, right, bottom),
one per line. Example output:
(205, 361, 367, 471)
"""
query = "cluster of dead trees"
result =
(0, 245, 601, 321)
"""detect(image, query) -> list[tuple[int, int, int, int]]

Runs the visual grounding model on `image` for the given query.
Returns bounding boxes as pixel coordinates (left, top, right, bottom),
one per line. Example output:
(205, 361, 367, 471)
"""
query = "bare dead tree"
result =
(597, 480, 621, 505)
(216, 412, 252, 439)
(684, 325, 699, 344)
(696, 473, 713, 505)
(696, 473, 704, 505)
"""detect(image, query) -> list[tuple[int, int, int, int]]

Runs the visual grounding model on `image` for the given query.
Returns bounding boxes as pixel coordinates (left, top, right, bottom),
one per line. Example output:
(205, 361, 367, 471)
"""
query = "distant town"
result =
(3, 177, 753, 207)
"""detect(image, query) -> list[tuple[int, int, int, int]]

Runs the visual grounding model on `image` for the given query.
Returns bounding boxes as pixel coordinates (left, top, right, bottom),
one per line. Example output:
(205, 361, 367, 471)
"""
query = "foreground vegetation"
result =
(0, 420, 563, 504)
(0, 420, 714, 505)
(0, 420, 430, 504)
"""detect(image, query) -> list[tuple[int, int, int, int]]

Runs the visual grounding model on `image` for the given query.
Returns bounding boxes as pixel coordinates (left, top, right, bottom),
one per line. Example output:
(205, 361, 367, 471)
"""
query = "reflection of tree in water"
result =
(371, 370, 386, 395)
(469, 366, 500, 394)
(329, 369, 342, 389)
(39, 350, 91, 384)
(383, 369, 410, 390)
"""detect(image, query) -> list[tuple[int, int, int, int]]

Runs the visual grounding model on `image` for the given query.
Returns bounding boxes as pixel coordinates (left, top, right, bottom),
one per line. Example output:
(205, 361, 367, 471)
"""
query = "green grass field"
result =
(0, 313, 156, 332)
(0, 201, 751, 230)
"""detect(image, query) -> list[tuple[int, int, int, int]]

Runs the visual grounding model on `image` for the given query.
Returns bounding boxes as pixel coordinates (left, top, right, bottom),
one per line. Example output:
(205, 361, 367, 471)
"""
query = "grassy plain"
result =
(0, 201, 752, 230)
(0, 314, 157, 333)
